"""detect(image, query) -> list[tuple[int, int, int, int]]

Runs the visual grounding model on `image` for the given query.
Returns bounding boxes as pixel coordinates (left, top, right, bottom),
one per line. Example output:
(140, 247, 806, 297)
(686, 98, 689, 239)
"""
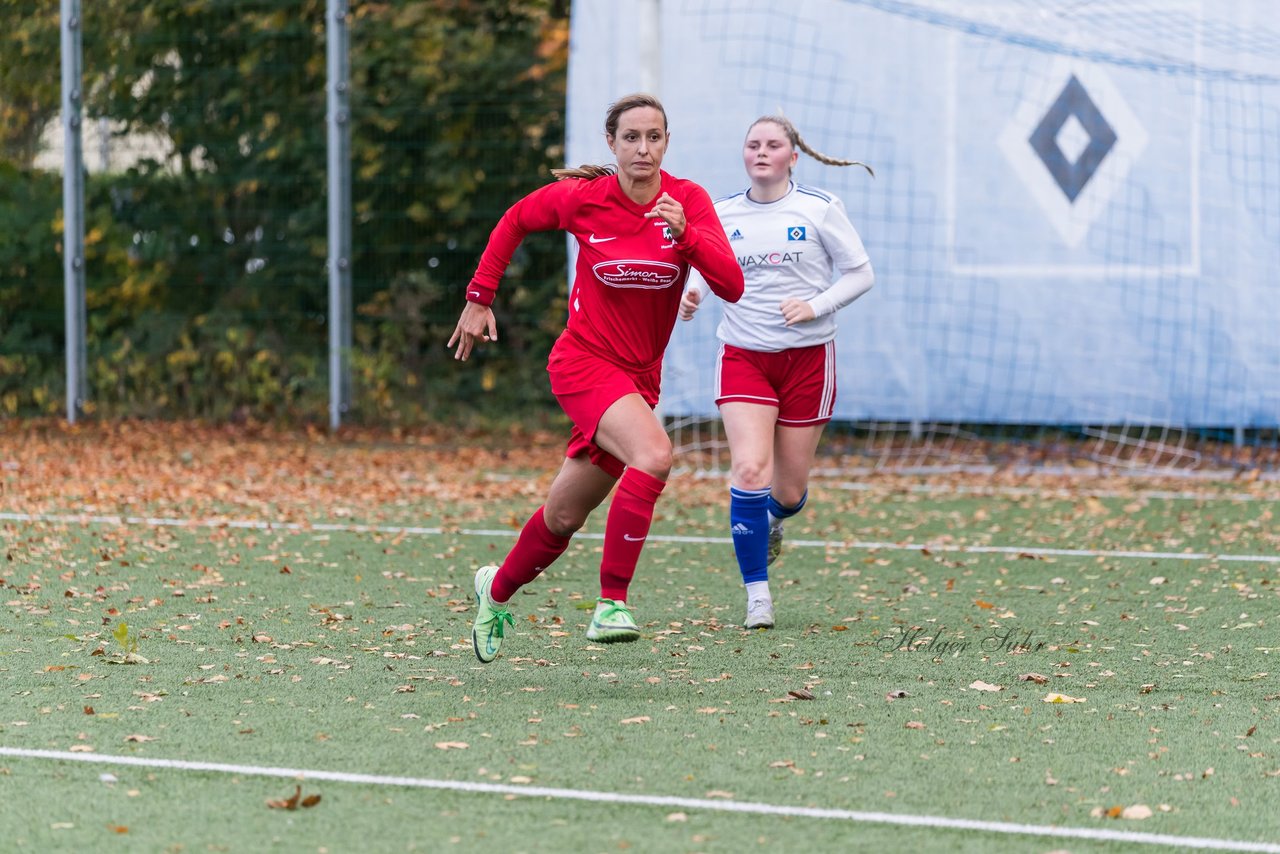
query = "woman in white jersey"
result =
(680, 114, 874, 628)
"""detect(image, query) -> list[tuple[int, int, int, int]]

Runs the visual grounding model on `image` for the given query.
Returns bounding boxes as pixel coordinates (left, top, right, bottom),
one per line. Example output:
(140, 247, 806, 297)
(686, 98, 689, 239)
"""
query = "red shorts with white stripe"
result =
(715, 341, 836, 427)
(547, 330, 660, 479)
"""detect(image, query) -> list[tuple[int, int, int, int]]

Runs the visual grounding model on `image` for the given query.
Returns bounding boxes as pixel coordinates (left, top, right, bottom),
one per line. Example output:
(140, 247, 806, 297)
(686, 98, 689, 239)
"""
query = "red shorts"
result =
(715, 341, 835, 426)
(547, 330, 660, 479)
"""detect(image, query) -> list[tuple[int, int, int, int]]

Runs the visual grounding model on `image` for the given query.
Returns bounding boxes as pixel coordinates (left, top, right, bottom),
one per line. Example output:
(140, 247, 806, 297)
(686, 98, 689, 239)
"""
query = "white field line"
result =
(3, 511, 1279, 565)
(807, 465, 1280, 482)
(826, 480, 1277, 503)
(0, 748, 1276, 852)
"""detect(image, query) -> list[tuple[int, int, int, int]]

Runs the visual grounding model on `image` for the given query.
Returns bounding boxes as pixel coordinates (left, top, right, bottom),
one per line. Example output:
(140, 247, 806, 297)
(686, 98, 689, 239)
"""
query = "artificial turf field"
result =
(1, 423, 1278, 853)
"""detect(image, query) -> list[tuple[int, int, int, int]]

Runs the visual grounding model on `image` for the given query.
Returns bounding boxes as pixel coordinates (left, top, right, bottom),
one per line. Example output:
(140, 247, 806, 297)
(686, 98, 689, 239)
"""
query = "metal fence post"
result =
(61, 0, 87, 423)
(327, 0, 353, 430)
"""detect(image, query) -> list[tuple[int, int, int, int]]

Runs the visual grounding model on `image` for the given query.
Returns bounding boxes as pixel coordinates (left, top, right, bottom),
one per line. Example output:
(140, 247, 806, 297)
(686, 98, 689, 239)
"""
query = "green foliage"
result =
(0, 1, 61, 167)
(0, 0, 570, 423)
(0, 162, 63, 415)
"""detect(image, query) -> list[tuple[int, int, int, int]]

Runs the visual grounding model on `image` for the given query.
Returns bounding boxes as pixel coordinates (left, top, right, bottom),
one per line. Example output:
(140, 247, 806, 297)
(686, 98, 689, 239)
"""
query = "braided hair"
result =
(752, 114, 874, 178)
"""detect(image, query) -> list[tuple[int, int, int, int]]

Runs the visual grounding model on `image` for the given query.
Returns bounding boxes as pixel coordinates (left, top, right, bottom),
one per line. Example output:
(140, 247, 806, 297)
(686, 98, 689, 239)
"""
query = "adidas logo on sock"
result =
(731, 522, 753, 535)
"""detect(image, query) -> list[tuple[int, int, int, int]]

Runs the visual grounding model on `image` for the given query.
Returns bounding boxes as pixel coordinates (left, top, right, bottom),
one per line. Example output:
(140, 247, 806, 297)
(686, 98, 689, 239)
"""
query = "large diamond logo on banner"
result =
(1028, 76, 1116, 202)
(998, 59, 1148, 248)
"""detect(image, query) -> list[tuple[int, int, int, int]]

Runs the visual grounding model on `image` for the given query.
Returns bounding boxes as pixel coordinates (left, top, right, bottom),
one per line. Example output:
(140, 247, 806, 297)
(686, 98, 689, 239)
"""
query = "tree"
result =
(0, 2, 61, 168)
(0, 0, 571, 421)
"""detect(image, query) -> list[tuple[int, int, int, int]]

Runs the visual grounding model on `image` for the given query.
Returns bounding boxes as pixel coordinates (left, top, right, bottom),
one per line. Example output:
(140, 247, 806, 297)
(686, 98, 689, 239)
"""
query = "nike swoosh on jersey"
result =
(588, 233, 617, 243)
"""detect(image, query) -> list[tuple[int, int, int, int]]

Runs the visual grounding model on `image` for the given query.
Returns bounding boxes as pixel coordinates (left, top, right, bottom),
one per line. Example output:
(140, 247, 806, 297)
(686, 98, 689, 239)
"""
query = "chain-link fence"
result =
(1, 0, 570, 424)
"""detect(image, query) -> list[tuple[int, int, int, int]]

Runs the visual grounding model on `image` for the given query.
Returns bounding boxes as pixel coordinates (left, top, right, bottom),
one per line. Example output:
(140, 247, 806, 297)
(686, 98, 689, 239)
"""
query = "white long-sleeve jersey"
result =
(687, 181, 872, 352)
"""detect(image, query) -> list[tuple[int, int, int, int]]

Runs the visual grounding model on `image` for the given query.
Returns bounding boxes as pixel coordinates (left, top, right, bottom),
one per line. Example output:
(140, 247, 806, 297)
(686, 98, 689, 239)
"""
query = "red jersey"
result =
(466, 171, 744, 372)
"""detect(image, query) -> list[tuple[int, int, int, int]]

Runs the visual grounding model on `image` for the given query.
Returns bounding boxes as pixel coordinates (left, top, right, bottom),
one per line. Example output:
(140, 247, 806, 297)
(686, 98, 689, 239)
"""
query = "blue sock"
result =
(730, 486, 771, 584)
(768, 490, 808, 524)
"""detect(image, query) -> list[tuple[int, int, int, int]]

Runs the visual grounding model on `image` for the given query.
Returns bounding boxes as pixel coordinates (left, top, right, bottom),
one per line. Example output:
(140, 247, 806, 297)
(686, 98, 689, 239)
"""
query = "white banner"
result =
(567, 0, 1280, 427)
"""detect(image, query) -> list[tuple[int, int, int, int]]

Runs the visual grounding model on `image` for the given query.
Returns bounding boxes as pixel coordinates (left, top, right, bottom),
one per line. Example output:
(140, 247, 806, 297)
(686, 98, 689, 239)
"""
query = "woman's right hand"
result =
(678, 288, 702, 321)
(447, 301, 498, 361)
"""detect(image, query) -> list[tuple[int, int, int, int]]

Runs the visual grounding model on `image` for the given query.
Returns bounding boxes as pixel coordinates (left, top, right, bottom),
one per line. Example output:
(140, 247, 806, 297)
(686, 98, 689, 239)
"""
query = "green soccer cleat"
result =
(766, 520, 784, 567)
(585, 597, 640, 643)
(472, 565, 514, 663)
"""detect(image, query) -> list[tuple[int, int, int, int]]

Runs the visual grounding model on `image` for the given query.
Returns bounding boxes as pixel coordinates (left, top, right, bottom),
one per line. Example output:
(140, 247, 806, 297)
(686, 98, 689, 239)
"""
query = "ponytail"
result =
(551, 164, 618, 181)
(753, 114, 874, 177)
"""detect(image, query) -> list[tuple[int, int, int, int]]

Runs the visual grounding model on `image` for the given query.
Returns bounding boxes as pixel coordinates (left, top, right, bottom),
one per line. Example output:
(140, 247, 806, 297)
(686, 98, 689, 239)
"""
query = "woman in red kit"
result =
(448, 93, 744, 662)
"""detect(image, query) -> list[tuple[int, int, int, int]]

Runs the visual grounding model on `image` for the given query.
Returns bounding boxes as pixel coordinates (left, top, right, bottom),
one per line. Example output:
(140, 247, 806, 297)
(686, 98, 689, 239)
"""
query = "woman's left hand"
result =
(779, 298, 816, 327)
(645, 192, 686, 239)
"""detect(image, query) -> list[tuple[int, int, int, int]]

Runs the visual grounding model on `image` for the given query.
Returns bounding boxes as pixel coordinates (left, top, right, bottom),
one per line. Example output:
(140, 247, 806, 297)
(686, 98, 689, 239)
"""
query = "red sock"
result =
(491, 506, 571, 603)
(599, 468, 666, 602)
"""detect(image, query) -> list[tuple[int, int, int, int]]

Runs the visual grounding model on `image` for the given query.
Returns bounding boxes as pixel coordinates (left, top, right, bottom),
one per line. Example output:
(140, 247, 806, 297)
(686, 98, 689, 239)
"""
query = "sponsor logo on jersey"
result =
(729, 228, 744, 241)
(737, 251, 804, 267)
(787, 226, 807, 241)
(592, 259, 682, 289)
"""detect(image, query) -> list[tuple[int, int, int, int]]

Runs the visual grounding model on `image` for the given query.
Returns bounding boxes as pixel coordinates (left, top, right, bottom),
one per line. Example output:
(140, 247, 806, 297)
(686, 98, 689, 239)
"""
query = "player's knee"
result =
(730, 459, 771, 491)
(630, 439, 673, 481)
(544, 505, 588, 537)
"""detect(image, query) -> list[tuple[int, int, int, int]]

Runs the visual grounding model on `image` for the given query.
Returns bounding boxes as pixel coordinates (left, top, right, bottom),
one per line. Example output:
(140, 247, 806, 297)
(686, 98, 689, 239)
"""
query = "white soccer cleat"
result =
(745, 596, 775, 629)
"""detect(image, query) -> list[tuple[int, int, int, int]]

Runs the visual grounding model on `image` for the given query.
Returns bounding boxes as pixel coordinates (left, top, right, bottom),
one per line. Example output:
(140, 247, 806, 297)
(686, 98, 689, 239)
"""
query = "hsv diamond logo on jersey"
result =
(787, 226, 806, 241)
(592, 260, 682, 290)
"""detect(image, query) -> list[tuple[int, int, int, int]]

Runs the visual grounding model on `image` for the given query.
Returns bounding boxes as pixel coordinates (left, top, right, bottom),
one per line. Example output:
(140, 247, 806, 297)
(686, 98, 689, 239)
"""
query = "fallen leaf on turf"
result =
(107, 825, 128, 834)
(434, 741, 469, 750)
(1019, 673, 1048, 684)
(886, 690, 909, 700)
(266, 785, 322, 810)
(620, 716, 651, 725)
(1121, 805, 1153, 820)
(123, 734, 156, 742)
(969, 680, 1002, 692)
(905, 721, 926, 729)
(788, 689, 815, 700)
(666, 813, 687, 822)
(974, 599, 995, 609)
(1043, 693, 1086, 704)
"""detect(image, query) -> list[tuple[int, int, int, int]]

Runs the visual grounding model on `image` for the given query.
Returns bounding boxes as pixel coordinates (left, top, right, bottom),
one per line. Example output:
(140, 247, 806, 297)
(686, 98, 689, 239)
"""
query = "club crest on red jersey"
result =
(592, 260, 681, 290)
